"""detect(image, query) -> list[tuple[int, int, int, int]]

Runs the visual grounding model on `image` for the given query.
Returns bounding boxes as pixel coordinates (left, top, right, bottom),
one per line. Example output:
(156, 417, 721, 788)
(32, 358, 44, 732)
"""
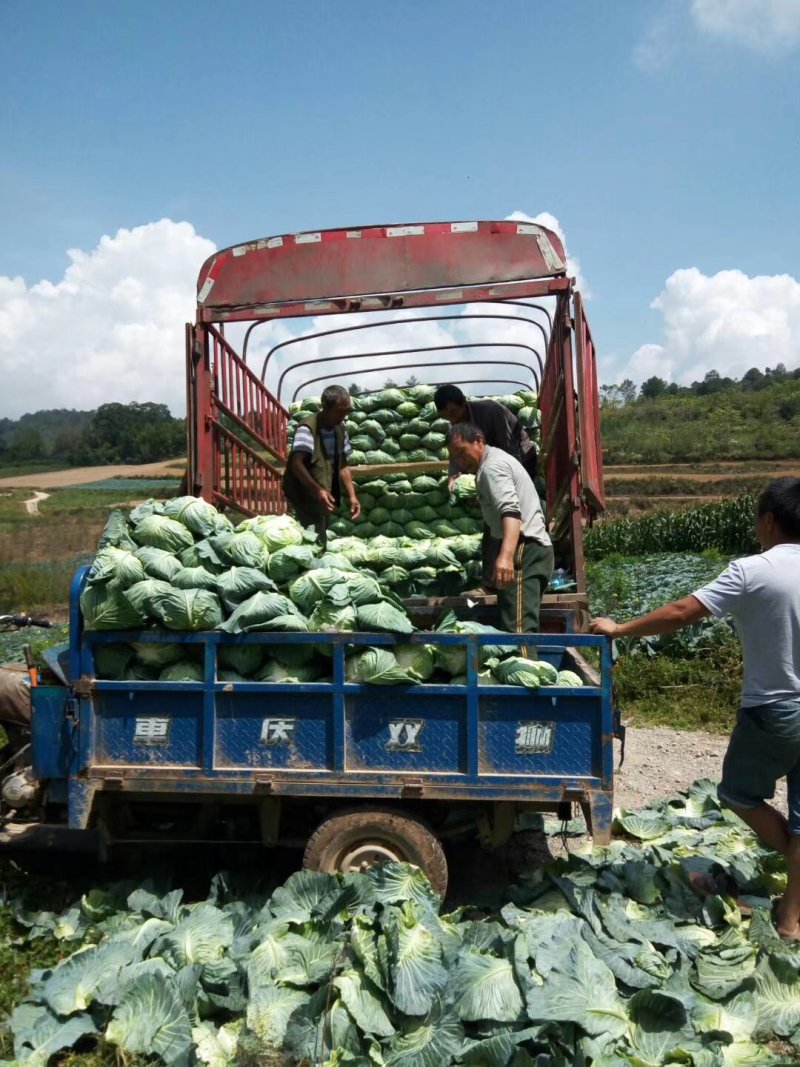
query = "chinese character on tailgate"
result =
(133, 717, 171, 745)
(386, 719, 424, 752)
(515, 721, 555, 754)
(260, 718, 296, 745)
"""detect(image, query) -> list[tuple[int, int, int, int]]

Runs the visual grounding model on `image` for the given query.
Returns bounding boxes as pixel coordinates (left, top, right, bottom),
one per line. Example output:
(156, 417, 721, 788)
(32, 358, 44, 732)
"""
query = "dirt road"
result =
(605, 461, 800, 482)
(0, 460, 184, 490)
(23, 491, 50, 514)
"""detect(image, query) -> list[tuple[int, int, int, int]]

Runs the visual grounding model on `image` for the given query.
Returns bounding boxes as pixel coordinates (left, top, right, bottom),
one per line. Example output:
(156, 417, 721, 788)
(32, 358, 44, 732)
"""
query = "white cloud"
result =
(635, 0, 800, 70)
(261, 210, 577, 404)
(690, 0, 800, 52)
(0, 212, 576, 417)
(618, 266, 800, 384)
(0, 220, 215, 419)
(633, 8, 682, 72)
(504, 209, 588, 296)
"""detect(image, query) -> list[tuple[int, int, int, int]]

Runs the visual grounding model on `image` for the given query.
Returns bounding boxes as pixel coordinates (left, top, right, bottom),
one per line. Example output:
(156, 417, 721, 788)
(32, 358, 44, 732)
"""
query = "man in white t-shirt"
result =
(590, 477, 800, 940)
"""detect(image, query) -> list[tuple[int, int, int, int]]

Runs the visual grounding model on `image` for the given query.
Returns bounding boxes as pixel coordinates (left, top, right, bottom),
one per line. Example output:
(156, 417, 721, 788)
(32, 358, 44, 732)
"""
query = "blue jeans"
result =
(719, 698, 800, 834)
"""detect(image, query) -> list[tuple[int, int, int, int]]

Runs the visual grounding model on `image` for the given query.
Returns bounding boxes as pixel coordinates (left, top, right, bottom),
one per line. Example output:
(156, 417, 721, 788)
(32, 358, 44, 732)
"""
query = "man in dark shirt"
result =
(434, 385, 538, 487)
(435, 385, 540, 591)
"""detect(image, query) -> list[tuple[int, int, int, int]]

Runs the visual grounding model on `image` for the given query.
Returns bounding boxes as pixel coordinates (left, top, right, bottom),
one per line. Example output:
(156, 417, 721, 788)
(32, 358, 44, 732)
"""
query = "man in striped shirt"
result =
(282, 384, 361, 546)
(446, 423, 553, 638)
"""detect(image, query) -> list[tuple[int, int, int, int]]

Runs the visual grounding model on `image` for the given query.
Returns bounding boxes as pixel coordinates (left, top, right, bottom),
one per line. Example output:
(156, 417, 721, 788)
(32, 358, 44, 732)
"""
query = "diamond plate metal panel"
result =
(346, 690, 466, 773)
(478, 693, 600, 777)
(31, 686, 73, 779)
(215, 691, 331, 770)
(93, 690, 203, 767)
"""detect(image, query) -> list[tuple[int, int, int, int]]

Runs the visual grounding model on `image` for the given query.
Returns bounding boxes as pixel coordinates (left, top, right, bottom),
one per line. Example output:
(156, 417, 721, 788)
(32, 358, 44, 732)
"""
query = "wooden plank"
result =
(351, 460, 447, 478)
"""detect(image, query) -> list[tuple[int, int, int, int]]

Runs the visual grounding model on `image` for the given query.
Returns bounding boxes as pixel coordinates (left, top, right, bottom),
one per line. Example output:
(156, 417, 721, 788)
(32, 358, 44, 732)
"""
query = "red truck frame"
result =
(185, 219, 603, 603)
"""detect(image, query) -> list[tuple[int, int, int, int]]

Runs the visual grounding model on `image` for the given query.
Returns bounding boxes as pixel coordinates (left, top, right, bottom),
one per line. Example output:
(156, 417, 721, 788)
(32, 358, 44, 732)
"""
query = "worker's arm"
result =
(590, 595, 711, 639)
(288, 452, 336, 512)
(338, 466, 361, 519)
(495, 516, 521, 587)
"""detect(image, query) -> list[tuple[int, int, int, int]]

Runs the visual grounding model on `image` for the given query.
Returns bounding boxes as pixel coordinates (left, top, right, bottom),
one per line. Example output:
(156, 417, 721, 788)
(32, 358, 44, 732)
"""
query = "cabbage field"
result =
(586, 552, 735, 659)
(4, 782, 799, 1066)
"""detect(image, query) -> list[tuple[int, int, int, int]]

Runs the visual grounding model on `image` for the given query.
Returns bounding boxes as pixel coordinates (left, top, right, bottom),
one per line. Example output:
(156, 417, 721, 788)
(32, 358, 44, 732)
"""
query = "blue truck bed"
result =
(29, 570, 617, 867)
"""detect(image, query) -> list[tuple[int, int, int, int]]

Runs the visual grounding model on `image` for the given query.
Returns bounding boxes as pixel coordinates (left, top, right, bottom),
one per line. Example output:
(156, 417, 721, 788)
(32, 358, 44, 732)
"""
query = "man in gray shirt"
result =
(446, 423, 553, 638)
(590, 477, 800, 940)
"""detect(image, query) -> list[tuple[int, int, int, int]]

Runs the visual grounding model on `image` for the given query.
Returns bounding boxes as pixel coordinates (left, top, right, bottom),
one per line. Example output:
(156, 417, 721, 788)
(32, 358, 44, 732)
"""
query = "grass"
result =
(605, 459, 800, 474)
(613, 641, 743, 733)
(0, 486, 179, 614)
(0, 462, 72, 479)
(604, 475, 770, 497)
(65, 478, 181, 492)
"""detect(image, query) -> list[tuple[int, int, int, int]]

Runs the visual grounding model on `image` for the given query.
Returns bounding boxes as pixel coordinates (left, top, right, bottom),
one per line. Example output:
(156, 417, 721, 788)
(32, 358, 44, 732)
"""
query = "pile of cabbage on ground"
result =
(80, 498, 577, 688)
(289, 386, 540, 467)
(6, 780, 799, 1066)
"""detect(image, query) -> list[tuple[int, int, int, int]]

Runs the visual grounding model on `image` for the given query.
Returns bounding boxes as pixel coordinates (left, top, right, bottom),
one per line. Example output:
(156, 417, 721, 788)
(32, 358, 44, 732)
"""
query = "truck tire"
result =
(303, 808, 448, 896)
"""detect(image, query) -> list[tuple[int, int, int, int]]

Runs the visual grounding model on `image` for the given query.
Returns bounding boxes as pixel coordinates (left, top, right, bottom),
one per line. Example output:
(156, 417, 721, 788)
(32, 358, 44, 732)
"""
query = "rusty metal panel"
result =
(209, 326, 288, 459)
(211, 421, 285, 516)
(539, 293, 575, 516)
(197, 222, 567, 315)
(200, 277, 570, 324)
(574, 292, 605, 514)
(187, 324, 215, 500)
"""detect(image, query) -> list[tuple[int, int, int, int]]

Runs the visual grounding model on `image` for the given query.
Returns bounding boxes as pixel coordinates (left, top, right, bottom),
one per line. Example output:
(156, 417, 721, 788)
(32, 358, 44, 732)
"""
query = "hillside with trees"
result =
(600, 365, 800, 463)
(0, 402, 185, 469)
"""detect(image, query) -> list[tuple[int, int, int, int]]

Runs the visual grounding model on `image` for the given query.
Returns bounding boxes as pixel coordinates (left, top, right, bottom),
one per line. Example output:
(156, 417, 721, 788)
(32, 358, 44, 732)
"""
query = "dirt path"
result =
(613, 725, 732, 810)
(23, 491, 50, 515)
(605, 462, 800, 482)
(0, 460, 185, 490)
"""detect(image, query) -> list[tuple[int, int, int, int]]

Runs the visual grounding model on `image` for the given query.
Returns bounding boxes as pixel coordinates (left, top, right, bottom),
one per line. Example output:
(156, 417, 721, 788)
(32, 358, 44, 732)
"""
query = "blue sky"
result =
(1, 0, 799, 417)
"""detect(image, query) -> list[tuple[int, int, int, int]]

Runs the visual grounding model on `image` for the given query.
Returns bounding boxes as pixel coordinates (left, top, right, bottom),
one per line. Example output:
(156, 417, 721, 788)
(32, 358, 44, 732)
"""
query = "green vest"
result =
(283, 413, 346, 497)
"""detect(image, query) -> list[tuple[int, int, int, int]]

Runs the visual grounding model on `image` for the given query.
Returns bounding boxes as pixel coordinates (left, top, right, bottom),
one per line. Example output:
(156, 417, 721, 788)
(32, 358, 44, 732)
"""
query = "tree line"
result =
(600, 368, 800, 464)
(0, 402, 185, 467)
(601, 363, 797, 406)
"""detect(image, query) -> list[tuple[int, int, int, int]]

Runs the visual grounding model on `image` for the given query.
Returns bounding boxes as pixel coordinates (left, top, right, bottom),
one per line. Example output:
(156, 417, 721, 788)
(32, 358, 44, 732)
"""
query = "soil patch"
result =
(0, 460, 185, 490)
(605, 461, 800, 481)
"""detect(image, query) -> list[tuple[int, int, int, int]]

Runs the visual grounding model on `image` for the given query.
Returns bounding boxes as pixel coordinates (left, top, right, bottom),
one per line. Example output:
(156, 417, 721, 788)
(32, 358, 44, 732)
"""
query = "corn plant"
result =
(585, 493, 759, 558)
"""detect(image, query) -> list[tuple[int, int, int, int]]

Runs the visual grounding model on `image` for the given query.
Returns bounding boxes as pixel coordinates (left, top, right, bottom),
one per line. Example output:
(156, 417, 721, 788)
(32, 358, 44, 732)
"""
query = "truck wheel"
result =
(303, 808, 448, 896)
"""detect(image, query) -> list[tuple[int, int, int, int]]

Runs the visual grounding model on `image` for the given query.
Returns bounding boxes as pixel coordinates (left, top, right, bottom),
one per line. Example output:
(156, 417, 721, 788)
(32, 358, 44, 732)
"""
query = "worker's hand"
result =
(493, 552, 515, 588)
(317, 488, 337, 513)
(349, 495, 361, 520)
(589, 617, 620, 638)
(447, 475, 458, 493)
